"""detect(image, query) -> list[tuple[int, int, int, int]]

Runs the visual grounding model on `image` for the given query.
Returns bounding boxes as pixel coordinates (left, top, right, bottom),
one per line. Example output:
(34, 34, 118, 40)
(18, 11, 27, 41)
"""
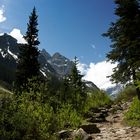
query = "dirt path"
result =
(91, 102, 140, 140)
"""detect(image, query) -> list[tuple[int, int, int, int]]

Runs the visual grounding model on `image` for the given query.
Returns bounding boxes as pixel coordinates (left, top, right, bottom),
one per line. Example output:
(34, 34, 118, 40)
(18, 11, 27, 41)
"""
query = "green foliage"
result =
(103, 0, 140, 85)
(0, 77, 113, 140)
(57, 104, 83, 129)
(125, 97, 140, 126)
(64, 57, 87, 111)
(115, 85, 137, 103)
(84, 91, 112, 113)
(0, 92, 57, 140)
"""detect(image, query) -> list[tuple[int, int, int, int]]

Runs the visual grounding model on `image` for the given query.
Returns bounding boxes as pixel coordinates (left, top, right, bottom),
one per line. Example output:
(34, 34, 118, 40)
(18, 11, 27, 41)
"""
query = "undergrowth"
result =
(125, 97, 140, 127)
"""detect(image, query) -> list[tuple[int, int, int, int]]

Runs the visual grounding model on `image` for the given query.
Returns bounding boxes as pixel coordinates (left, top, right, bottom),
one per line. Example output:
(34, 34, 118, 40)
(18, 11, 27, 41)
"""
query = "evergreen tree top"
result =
(24, 7, 40, 47)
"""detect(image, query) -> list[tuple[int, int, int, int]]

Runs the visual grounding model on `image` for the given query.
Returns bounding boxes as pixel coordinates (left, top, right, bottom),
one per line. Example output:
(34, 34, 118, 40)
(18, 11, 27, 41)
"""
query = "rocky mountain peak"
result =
(40, 49, 51, 60)
(52, 52, 66, 60)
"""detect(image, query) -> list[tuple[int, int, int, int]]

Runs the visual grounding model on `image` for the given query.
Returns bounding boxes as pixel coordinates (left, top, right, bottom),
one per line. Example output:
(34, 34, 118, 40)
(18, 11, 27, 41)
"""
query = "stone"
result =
(80, 123, 100, 134)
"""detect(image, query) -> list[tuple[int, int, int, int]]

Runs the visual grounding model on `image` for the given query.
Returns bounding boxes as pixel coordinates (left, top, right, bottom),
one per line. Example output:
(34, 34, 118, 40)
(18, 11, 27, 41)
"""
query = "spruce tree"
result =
(68, 57, 87, 110)
(15, 7, 40, 93)
(103, 0, 140, 98)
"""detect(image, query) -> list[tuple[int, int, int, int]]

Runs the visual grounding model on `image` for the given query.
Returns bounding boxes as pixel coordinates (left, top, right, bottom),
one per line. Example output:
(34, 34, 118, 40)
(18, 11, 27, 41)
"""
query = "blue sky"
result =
(0, 0, 116, 64)
(0, 0, 119, 90)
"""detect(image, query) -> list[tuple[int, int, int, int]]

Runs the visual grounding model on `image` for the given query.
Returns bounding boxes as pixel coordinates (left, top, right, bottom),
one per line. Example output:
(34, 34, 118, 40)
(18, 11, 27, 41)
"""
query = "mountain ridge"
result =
(0, 34, 86, 85)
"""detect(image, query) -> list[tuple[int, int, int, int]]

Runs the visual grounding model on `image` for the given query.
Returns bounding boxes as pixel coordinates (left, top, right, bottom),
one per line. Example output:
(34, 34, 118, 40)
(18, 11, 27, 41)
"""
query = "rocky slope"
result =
(59, 101, 140, 140)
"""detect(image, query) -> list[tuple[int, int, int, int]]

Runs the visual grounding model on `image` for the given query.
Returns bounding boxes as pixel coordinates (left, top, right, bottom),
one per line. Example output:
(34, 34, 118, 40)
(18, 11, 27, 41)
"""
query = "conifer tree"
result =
(15, 7, 40, 92)
(103, 0, 140, 99)
(68, 57, 87, 110)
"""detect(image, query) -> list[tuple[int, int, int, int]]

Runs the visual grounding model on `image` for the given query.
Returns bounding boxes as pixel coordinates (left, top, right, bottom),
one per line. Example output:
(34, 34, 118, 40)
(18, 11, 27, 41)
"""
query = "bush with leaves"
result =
(84, 90, 112, 113)
(125, 97, 140, 126)
(0, 91, 58, 140)
(56, 104, 83, 130)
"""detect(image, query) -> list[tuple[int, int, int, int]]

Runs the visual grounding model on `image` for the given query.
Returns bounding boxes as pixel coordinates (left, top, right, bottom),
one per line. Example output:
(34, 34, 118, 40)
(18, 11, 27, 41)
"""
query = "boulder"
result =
(80, 123, 100, 134)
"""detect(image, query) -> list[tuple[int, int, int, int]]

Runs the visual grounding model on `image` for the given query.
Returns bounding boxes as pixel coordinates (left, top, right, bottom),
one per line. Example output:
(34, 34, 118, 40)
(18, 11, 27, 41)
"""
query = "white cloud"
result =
(9, 28, 26, 44)
(0, 5, 6, 23)
(77, 63, 88, 75)
(78, 60, 118, 90)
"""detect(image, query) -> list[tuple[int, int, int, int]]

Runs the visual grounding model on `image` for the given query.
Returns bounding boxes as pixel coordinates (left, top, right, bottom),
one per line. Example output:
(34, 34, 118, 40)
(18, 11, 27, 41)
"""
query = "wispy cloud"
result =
(78, 60, 118, 90)
(91, 44, 96, 49)
(0, 5, 6, 23)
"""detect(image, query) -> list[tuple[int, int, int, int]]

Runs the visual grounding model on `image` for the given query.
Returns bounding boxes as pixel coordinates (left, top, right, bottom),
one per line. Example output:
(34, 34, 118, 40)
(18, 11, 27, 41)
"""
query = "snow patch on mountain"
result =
(7, 46, 18, 60)
(40, 70, 47, 77)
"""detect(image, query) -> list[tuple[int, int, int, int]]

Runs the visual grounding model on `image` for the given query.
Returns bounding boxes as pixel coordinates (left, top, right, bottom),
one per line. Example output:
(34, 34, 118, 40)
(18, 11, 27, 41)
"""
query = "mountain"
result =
(0, 33, 19, 84)
(49, 52, 73, 77)
(106, 85, 123, 97)
(84, 80, 100, 92)
(0, 34, 100, 92)
(0, 34, 73, 84)
(38, 50, 73, 78)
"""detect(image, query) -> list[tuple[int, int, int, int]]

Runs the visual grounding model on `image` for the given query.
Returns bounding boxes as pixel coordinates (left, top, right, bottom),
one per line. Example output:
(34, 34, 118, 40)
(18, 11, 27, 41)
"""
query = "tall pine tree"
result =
(103, 0, 140, 98)
(15, 7, 40, 93)
(68, 57, 87, 110)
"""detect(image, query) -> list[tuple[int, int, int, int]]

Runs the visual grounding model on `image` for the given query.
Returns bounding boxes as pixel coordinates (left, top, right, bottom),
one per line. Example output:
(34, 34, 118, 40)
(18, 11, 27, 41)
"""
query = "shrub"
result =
(125, 97, 140, 126)
(84, 90, 112, 113)
(0, 92, 57, 140)
(57, 104, 83, 130)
